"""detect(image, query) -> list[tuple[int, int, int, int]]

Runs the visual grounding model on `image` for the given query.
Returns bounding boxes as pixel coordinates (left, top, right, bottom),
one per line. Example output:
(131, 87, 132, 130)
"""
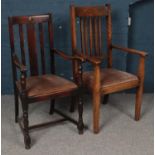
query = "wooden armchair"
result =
(8, 13, 84, 149)
(70, 5, 148, 133)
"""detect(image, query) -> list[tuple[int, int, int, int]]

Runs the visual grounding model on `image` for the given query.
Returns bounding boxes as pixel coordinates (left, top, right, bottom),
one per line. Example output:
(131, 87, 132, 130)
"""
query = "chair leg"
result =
(69, 96, 77, 113)
(22, 101, 31, 149)
(77, 97, 84, 134)
(93, 93, 101, 134)
(102, 95, 109, 104)
(135, 84, 144, 121)
(14, 91, 19, 123)
(49, 99, 55, 115)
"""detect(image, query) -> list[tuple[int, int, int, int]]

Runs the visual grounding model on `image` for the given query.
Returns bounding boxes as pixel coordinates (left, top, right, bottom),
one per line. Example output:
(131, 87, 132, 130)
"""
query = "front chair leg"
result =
(23, 111, 31, 149)
(102, 95, 109, 104)
(77, 97, 84, 134)
(49, 99, 55, 115)
(93, 93, 101, 134)
(22, 101, 31, 149)
(135, 84, 144, 121)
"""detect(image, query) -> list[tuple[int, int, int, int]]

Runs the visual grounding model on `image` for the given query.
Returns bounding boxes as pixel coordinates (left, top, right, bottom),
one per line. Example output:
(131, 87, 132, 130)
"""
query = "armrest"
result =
(74, 49, 103, 65)
(13, 54, 27, 72)
(13, 53, 27, 90)
(52, 48, 84, 62)
(85, 56, 103, 65)
(112, 45, 148, 57)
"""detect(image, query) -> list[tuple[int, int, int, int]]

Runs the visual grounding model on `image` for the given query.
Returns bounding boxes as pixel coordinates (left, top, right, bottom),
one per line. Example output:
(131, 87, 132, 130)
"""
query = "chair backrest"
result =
(8, 13, 54, 77)
(70, 4, 112, 67)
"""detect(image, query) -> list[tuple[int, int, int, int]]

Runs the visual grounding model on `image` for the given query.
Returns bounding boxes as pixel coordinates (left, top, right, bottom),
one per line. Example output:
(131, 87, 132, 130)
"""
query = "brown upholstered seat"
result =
(83, 68, 139, 94)
(16, 74, 77, 98)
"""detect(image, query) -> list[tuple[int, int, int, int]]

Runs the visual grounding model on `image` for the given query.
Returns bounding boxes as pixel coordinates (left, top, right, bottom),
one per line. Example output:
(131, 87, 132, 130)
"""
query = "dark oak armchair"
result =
(8, 13, 84, 149)
(70, 5, 148, 133)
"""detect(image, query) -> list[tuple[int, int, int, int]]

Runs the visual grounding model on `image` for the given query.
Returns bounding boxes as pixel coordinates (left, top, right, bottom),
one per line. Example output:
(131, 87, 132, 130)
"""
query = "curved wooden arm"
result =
(13, 54, 27, 72)
(85, 56, 103, 65)
(52, 49, 84, 62)
(112, 44, 148, 57)
(12, 53, 27, 90)
(112, 45, 147, 80)
(74, 49, 103, 65)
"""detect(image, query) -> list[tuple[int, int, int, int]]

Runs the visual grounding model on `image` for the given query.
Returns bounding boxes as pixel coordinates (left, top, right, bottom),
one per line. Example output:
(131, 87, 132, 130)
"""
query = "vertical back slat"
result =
(106, 4, 112, 67)
(27, 23, 39, 76)
(80, 17, 85, 54)
(8, 18, 18, 82)
(98, 17, 102, 55)
(72, 5, 111, 59)
(48, 14, 55, 74)
(84, 17, 88, 55)
(38, 23, 46, 74)
(89, 17, 93, 56)
(70, 5, 79, 83)
(8, 19, 15, 55)
(94, 17, 99, 56)
(70, 5, 77, 52)
(19, 24, 26, 66)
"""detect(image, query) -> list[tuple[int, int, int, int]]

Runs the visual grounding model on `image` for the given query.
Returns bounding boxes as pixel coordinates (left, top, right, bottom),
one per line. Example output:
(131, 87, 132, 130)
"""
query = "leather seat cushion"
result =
(82, 68, 139, 93)
(16, 74, 77, 98)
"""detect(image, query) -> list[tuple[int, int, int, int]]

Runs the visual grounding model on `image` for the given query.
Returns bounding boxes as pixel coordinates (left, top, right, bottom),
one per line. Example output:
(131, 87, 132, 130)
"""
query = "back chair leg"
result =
(70, 96, 77, 113)
(135, 84, 144, 121)
(93, 93, 101, 134)
(14, 91, 19, 123)
(77, 97, 84, 134)
(49, 99, 55, 115)
(102, 95, 109, 104)
(21, 99, 31, 149)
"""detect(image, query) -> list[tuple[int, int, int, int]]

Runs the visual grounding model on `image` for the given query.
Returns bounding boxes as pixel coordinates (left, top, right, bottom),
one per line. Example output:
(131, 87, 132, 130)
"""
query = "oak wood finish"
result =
(70, 4, 148, 133)
(8, 13, 84, 149)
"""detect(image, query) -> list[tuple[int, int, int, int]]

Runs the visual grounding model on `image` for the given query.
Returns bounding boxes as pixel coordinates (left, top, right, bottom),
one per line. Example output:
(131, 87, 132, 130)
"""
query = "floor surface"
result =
(2, 94, 154, 155)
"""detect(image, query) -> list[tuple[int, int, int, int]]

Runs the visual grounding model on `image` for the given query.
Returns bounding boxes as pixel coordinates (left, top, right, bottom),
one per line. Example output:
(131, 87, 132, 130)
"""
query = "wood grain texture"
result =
(84, 17, 88, 55)
(10, 14, 50, 25)
(48, 14, 55, 74)
(8, 18, 19, 122)
(19, 24, 26, 66)
(83, 68, 139, 94)
(75, 6, 108, 17)
(16, 74, 78, 99)
(94, 17, 99, 56)
(8, 13, 84, 149)
(27, 23, 38, 76)
(70, 5, 79, 85)
(112, 44, 148, 57)
(70, 4, 147, 133)
(93, 64, 101, 133)
(106, 4, 112, 68)
(98, 17, 102, 55)
(80, 17, 85, 54)
(135, 57, 145, 121)
(38, 23, 46, 74)
(89, 17, 93, 55)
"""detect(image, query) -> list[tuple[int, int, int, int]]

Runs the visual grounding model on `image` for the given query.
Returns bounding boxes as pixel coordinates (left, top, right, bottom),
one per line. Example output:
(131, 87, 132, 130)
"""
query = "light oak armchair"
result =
(70, 4, 148, 133)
